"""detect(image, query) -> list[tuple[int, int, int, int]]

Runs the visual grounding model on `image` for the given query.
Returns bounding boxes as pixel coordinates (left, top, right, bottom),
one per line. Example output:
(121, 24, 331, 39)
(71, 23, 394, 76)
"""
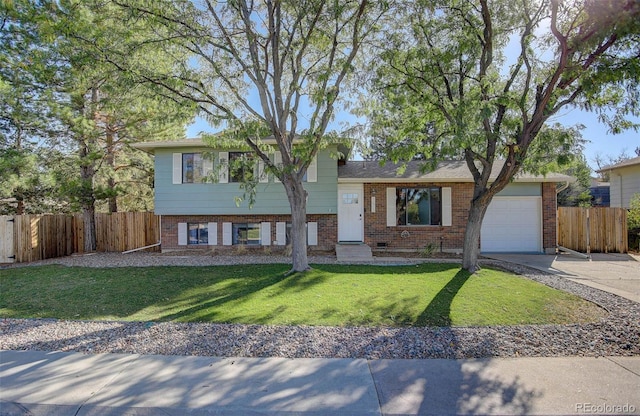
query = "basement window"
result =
(188, 223, 208, 245)
(232, 223, 261, 245)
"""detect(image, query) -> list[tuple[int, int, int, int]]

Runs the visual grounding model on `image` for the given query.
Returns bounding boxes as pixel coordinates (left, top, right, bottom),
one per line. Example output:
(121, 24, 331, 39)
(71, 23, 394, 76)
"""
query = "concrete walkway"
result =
(1, 350, 639, 415)
(484, 253, 640, 304)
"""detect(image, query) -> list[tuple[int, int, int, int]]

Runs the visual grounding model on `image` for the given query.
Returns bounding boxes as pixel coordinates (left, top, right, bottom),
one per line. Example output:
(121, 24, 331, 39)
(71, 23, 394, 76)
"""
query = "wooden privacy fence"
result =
(557, 207, 628, 253)
(95, 212, 160, 253)
(0, 212, 159, 263)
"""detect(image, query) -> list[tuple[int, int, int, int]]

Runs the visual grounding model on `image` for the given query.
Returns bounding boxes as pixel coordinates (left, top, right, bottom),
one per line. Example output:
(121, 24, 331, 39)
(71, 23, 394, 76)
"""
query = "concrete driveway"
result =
(484, 252, 640, 304)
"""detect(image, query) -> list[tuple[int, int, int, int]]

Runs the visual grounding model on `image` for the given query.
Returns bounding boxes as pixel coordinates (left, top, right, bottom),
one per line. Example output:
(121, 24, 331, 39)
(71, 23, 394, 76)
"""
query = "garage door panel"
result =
(481, 197, 542, 253)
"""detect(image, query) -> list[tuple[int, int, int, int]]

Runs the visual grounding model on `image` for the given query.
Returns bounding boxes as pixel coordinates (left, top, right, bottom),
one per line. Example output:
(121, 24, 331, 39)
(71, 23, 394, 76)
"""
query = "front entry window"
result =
(342, 193, 359, 204)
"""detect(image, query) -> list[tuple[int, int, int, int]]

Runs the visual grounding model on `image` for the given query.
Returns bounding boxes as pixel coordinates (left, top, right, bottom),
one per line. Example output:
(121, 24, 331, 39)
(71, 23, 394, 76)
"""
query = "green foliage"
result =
(420, 243, 437, 257)
(0, 264, 605, 327)
(362, 0, 640, 270)
(628, 193, 640, 230)
(629, 193, 640, 251)
(525, 124, 594, 207)
(0, 0, 196, 215)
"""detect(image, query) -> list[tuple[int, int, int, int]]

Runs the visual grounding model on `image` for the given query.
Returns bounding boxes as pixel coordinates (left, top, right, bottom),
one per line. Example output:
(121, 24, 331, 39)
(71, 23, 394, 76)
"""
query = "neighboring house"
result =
(589, 178, 610, 207)
(598, 156, 640, 208)
(135, 139, 573, 255)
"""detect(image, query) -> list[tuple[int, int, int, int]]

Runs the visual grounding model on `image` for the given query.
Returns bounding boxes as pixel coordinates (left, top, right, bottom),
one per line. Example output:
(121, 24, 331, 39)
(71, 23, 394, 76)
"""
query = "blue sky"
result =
(553, 109, 639, 170)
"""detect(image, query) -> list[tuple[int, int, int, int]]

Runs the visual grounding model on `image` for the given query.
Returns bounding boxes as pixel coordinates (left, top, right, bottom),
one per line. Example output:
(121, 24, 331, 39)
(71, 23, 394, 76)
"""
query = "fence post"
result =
(586, 208, 590, 256)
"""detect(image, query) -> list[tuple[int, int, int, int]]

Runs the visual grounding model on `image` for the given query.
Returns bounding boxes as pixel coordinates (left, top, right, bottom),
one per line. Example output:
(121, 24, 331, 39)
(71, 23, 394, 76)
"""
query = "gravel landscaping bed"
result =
(1, 253, 639, 359)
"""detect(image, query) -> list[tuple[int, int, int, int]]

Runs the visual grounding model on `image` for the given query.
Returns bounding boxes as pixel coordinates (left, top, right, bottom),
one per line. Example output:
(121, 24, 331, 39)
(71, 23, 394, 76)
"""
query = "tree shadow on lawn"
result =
(151, 263, 467, 324)
(153, 270, 296, 322)
(415, 269, 471, 327)
(1, 262, 465, 325)
(154, 263, 460, 323)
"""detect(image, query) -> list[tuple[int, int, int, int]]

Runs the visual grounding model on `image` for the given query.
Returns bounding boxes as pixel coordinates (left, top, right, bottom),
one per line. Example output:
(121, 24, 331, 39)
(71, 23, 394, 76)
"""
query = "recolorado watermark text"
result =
(576, 403, 636, 414)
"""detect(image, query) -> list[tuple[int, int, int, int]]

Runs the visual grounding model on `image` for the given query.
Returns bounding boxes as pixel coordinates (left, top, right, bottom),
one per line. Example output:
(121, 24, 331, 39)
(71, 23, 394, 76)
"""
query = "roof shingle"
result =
(337, 160, 573, 183)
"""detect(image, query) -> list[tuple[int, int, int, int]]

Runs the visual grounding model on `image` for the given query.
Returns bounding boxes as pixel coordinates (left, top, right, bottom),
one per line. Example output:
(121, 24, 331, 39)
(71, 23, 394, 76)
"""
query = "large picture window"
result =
(188, 223, 208, 245)
(396, 187, 442, 226)
(232, 223, 261, 245)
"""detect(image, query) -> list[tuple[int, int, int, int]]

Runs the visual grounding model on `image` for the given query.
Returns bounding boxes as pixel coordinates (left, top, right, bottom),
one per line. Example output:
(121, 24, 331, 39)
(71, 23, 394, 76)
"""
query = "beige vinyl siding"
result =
(609, 165, 640, 208)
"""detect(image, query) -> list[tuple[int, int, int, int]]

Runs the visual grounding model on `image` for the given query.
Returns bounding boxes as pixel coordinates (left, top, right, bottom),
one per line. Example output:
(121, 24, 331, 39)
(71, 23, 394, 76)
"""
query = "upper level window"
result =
(229, 152, 254, 183)
(182, 153, 205, 183)
(396, 187, 442, 226)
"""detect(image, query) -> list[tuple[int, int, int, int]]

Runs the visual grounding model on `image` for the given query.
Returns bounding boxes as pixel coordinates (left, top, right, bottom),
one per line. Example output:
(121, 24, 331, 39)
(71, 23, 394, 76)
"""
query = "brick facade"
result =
(161, 182, 558, 254)
(542, 182, 558, 254)
(363, 181, 557, 254)
(363, 182, 473, 253)
(161, 214, 337, 252)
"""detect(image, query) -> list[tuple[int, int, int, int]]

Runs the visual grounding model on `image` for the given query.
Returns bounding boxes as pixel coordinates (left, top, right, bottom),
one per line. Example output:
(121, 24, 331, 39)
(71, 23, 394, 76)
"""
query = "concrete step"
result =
(335, 243, 373, 262)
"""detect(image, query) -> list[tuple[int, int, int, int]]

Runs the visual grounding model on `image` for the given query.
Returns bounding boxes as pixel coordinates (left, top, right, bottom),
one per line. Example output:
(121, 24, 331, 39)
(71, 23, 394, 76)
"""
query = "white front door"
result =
(338, 184, 364, 242)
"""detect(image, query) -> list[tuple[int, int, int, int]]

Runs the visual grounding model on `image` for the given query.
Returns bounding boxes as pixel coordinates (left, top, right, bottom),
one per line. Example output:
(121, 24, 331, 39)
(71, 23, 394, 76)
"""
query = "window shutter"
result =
(203, 155, 213, 179)
(222, 222, 232, 245)
(306, 155, 317, 182)
(178, 222, 187, 245)
(260, 222, 271, 246)
(173, 153, 182, 184)
(258, 159, 268, 183)
(207, 222, 217, 246)
(307, 222, 318, 246)
(275, 222, 286, 246)
(273, 152, 282, 183)
(441, 187, 452, 226)
(218, 152, 229, 183)
(386, 188, 396, 227)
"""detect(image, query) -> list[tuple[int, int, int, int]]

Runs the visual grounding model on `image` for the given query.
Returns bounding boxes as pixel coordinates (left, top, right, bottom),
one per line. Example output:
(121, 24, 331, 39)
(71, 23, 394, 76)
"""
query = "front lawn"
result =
(0, 263, 606, 327)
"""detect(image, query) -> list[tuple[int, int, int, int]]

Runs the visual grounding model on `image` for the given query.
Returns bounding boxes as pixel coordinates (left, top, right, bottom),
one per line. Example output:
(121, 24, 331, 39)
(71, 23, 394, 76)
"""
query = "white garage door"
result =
(481, 197, 542, 253)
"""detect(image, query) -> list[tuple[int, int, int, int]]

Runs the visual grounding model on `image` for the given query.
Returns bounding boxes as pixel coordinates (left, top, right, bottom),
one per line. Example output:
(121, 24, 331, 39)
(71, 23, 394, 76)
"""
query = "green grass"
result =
(0, 263, 606, 327)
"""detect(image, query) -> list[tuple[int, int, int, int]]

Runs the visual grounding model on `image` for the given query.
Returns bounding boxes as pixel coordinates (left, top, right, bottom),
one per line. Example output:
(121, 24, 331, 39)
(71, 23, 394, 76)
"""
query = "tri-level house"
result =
(135, 138, 572, 255)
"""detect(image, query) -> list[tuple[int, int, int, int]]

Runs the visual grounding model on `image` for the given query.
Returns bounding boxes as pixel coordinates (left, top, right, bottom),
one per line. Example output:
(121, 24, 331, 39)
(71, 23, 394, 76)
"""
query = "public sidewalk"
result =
(1, 350, 639, 415)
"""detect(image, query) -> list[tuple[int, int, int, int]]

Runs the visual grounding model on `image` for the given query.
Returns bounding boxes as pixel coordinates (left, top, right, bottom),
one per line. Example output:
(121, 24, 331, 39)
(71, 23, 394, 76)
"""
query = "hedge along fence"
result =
(557, 207, 628, 254)
(6, 212, 159, 263)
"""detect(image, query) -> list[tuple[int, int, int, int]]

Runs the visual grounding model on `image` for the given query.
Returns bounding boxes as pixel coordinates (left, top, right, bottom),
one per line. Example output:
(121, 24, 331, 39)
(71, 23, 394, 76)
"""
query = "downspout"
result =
(556, 181, 570, 194)
(618, 173, 623, 208)
(122, 215, 162, 254)
(554, 181, 569, 254)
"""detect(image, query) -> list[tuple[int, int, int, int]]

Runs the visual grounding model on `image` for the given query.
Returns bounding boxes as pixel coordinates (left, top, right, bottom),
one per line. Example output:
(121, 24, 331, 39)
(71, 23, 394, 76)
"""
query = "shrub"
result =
(628, 193, 640, 251)
(628, 193, 640, 230)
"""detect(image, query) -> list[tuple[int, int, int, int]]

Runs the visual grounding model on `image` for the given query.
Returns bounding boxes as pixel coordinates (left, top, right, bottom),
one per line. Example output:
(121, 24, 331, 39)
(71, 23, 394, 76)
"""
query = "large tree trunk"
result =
(107, 177, 117, 213)
(461, 197, 490, 273)
(283, 174, 310, 273)
(79, 139, 97, 252)
(16, 199, 24, 215)
(82, 201, 96, 252)
(105, 124, 117, 213)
